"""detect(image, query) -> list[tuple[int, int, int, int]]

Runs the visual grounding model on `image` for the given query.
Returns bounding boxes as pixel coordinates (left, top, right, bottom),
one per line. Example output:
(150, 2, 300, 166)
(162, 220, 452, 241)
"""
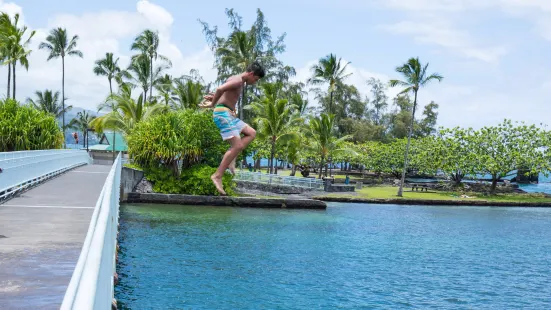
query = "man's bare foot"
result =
(211, 174, 226, 195)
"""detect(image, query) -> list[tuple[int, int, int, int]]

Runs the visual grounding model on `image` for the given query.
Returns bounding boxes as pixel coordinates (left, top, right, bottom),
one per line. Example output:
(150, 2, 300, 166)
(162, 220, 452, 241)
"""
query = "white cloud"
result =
(2, 0, 216, 112)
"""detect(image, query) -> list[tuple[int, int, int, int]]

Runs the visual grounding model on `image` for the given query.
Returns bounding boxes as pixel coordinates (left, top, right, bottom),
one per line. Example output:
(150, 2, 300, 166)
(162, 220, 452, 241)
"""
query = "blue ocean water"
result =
(115, 203, 551, 309)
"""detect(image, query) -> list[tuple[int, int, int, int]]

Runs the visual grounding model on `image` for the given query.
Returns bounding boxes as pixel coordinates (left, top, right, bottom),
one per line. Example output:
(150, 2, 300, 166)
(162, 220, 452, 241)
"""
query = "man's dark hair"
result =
(246, 61, 266, 78)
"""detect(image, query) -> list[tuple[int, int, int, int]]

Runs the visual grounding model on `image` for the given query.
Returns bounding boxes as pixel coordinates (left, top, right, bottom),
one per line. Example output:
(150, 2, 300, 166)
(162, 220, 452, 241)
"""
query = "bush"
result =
(0, 98, 63, 151)
(127, 110, 228, 174)
(145, 164, 235, 196)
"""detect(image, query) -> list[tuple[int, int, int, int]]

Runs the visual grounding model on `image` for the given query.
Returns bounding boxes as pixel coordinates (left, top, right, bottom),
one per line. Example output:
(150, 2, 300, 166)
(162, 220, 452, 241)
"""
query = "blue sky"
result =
(3, 0, 551, 129)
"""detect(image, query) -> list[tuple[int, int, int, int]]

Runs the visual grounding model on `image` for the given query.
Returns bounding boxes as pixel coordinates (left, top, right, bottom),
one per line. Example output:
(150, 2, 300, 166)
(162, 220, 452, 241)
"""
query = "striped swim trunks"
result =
(213, 104, 247, 140)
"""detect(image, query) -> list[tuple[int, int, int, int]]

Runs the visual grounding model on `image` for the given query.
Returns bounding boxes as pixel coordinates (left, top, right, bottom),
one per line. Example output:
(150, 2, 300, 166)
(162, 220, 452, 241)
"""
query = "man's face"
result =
(246, 72, 261, 85)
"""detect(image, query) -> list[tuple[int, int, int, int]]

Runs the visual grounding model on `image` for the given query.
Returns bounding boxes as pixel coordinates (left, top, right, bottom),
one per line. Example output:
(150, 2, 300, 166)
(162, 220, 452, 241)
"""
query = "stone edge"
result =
(313, 196, 551, 207)
(125, 192, 327, 209)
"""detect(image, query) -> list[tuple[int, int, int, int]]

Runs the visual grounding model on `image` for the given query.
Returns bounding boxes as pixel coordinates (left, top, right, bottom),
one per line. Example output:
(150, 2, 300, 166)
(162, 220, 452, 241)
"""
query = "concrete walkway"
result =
(0, 164, 111, 310)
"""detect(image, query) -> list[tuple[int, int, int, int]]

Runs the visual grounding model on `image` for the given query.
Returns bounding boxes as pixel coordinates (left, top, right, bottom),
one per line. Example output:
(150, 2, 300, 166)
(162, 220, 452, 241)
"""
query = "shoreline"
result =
(314, 196, 551, 207)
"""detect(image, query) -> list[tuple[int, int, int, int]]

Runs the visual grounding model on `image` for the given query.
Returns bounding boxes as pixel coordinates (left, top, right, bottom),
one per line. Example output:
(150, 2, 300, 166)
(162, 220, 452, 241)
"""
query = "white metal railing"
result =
(61, 153, 122, 310)
(235, 171, 324, 190)
(0, 149, 92, 200)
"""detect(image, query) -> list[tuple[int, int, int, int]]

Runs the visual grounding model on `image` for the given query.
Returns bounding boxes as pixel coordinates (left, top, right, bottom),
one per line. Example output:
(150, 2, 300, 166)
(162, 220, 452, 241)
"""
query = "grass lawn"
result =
(324, 186, 551, 204)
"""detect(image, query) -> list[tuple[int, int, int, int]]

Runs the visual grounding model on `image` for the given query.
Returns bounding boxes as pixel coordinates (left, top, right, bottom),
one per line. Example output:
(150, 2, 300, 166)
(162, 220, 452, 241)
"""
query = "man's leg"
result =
(226, 125, 256, 175)
(211, 127, 256, 195)
(211, 136, 244, 195)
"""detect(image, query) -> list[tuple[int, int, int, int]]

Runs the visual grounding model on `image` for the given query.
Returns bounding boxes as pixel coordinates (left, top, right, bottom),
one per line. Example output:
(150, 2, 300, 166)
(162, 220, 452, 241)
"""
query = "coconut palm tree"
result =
(68, 111, 96, 148)
(246, 82, 301, 174)
(39, 27, 83, 149)
(309, 113, 353, 179)
(307, 53, 352, 115)
(26, 89, 71, 119)
(172, 77, 204, 110)
(389, 57, 443, 197)
(94, 52, 122, 159)
(216, 30, 270, 121)
(91, 91, 167, 137)
(155, 74, 174, 106)
(130, 29, 171, 103)
(0, 13, 35, 100)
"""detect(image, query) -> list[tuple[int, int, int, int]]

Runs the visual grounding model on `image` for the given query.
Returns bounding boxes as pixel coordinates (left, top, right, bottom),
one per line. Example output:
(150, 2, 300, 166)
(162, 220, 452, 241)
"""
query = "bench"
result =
(411, 184, 429, 192)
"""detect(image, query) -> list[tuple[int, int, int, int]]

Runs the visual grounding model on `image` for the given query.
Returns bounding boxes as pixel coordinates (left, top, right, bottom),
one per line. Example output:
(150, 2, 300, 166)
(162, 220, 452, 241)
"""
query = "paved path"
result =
(0, 164, 111, 310)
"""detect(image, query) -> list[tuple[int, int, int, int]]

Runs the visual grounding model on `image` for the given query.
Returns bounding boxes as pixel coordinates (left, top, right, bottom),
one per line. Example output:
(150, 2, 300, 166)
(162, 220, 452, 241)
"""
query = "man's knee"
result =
(245, 127, 256, 138)
(233, 141, 245, 151)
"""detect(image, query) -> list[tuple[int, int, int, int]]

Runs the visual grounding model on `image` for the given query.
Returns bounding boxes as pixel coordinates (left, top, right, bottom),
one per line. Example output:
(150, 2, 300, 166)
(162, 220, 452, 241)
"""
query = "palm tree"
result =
(389, 57, 443, 197)
(94, 52, 122, 160)
(216, 30, 261, 121)
(68, 111, 96, 148)
(91, 92, 167, 137)
(309, 113, 352, 179)
(26, 89, 71, 119)
(307, 53, 352, 115)
(0, 13, 35, 100)
(39, 28, 83, 149)
(155, 74, 174, 106)
(130, 29, 171, 103)
(172, 77, 204, 110)
(94, 52, 121, 95)
(246, 82, 301, 174)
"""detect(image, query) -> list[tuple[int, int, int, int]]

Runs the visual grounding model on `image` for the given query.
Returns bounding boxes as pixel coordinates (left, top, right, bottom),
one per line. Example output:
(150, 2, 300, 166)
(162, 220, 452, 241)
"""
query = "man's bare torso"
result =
(217, 75, 243, 111)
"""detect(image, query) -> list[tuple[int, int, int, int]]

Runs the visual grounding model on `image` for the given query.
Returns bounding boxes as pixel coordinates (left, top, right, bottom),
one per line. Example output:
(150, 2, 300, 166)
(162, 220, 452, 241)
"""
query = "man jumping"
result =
(200, 61, 265, 195)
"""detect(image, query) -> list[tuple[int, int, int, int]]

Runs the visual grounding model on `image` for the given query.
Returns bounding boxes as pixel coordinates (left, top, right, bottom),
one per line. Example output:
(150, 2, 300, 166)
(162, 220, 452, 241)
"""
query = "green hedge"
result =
(146, 165, 235, 196)
(127, 109, 228, 172)
(0, 98, 63, 151)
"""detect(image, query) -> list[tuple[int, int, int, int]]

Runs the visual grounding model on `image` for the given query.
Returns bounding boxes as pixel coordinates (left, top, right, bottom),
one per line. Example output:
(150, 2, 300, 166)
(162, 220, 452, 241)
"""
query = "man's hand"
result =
(199, 93, 215, 108)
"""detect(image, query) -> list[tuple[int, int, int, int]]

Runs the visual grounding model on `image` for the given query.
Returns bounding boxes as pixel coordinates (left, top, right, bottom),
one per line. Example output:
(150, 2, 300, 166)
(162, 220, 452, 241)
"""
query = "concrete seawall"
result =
(126, 193, 327, 209)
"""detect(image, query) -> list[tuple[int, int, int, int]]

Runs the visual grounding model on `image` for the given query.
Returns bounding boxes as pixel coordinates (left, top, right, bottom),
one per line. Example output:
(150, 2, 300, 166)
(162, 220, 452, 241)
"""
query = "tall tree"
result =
(94, 52, 122, 159)
(172, 77, 205, 110)
(246, 82, 301, 174)
(308, 53, 352, 115)
(199, 9, 286, 121)
(309, 113, 352, 178)
(130, 29, 171, 103)
(39, 28, 83, 149)
(417, 101, 439, 137)
(26, 89, 71, 119)
(367, 78, 388, 125)
(389, 57, 443, 197)
(155, 74, 174, 106)
(0, 13, 35, 100)
(69, 111, 96, 148)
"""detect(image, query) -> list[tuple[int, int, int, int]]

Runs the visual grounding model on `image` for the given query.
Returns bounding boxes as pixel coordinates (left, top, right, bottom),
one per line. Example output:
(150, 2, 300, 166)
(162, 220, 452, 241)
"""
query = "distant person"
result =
(200, 61, 266, 195)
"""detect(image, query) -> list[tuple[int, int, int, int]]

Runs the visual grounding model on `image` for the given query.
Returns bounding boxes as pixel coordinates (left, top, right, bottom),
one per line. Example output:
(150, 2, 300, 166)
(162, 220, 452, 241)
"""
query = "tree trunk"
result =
(290, 164, 297, 176)
(12, 62, 15, 100)
(240, 84, 247, 122)
(270, 138, 276, 174)
(329, 90, 333, 115)
(254, 158, 260, 172)
(150, 56, 153, 103)
(109, 79, 116, 161)
(318, 156, 325, 179)
(62, 56, 66, 149)
(143, 88, 147, 104)
(491, 174, 498, 194)
(397, 90, 418, 197)
(6, 62, 11, 98)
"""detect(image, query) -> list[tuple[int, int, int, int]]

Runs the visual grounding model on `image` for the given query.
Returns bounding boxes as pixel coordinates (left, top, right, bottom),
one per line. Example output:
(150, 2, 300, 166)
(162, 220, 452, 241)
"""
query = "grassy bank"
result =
(319, 186, 551, 204)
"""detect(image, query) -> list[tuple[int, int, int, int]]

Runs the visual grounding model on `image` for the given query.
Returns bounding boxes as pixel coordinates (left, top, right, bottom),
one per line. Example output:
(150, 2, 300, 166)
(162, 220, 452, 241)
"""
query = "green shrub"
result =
(145, 164, 235, 196)
(0, 98, 63, 151)
(127, 110, 228, 173)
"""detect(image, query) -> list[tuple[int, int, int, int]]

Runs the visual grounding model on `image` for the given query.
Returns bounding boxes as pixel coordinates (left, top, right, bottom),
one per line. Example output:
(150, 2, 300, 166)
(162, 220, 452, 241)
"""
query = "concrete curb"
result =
(125, 192, 327, 209)
(313, 196, 551, 207)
